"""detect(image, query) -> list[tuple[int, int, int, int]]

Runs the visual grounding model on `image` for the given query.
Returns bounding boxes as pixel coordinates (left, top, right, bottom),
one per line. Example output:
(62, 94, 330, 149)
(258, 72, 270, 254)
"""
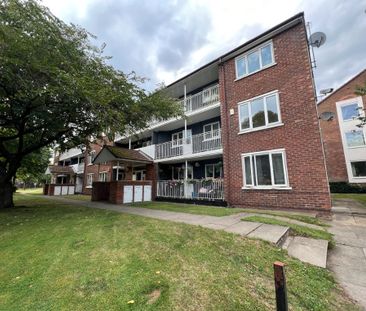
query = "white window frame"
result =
(87, 150, 96, 166)
(171, 131, 184, 146)
(235, 41, 275, 80)
(205, 163, 223, 179)
(238, 90, 282, 133)
(241, 148, 290, 190)
(350, 161, 366, 178)
(340, 102, 362, 122)
(86, 173, 94, 188)
(203, 122, 220, 141)
(99, 171, 108, 182)
(345, 130, 366, 148)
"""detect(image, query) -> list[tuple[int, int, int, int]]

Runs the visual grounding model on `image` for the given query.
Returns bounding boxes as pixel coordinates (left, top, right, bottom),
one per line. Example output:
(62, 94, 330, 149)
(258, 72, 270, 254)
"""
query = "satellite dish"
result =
(319, 111, 335, 121)
(309, 32, 326, 48)
(320, 88, 334, 95)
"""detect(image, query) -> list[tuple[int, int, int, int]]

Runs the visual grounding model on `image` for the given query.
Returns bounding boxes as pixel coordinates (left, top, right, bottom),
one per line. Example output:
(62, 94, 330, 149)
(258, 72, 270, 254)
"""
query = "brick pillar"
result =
(109, 181, 123, 204)
(146, 163, 157, 200)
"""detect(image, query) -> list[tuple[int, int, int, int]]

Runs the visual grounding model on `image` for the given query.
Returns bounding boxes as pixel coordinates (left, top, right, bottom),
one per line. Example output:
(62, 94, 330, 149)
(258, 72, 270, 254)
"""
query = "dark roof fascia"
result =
(165, 12, 304, 89)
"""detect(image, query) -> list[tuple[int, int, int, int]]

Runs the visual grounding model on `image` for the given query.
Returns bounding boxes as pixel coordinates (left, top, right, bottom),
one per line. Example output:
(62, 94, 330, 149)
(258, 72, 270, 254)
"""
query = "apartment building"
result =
(318, 69, 366, 184)
(109, 12, 331, 210)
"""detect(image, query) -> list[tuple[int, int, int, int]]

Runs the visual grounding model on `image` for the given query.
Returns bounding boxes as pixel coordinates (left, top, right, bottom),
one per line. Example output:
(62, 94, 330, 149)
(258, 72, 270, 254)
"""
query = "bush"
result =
(329, 182, 366, 193)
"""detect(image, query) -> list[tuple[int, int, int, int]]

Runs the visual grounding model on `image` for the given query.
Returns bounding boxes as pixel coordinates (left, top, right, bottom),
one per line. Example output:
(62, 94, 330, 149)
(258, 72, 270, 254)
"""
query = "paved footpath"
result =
(328, 200, 366, 310)
(39, 195, 289, 245)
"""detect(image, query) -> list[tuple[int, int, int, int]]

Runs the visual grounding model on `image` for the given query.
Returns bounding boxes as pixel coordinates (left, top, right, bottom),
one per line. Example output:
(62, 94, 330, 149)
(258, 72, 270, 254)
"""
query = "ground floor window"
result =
(133, 169, 146, 181)
(172, 165, 193, 180)
(351, 161, 366, 177)
(205, 163, 223, 179)
(241, 149, 289, 188)
(112, 167, 125, 181)
(87, 173, 94, 187)
(99, 171, 108, 182)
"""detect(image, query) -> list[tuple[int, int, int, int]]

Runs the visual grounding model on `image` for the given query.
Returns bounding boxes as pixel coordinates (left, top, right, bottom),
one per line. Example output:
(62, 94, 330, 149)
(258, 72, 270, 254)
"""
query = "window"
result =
(88, 150, 96, 165)
(238, 91, 281, 132)
(205, 163, 223, 179)
(133, 170, 146, 181)
(341, 103, 359, 121)
(242, 149, 288, 188)
(172, 131, 184, 146)
(87, 173, 94, 187)
(99, 172, 108, 182)
(203, 122, 220, 140)
(172, 165, 193, 180)
(235, 41, 274, 79)
(351, 161, 366, 177)
(345, 130, 366, 147)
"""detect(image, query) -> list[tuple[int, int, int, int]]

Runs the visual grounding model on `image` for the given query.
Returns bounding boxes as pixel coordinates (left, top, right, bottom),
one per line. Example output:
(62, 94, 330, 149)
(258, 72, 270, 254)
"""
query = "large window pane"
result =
(351, 161, 366, 177)
(247, 50, 260, 73)
(261, 44, 273, 67)
(206, 165, 214, 178)
(236, 57, 246, 77)
(341, 103, 359, 121)
(346, 131, 365, 147)
(266, 94, 279, 123)
(244, 156, 252, 185)
(272, 153, 285, 185)
(214, 163, 222, 178)
(251, 98, 265, 128)
(255, 155, 271, 185)
(240, 103, 250, 130)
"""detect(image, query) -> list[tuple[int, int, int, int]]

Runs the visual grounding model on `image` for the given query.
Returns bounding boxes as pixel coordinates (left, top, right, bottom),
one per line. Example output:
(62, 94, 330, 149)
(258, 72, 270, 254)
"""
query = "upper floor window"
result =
(238, 91, 281, 133)
(172, 131, 184, 146)
(235, 41, 274, 79)
(242, 149, 289, 189)
(99, 172, 108, 182)
(345, 130, 366, 148)
(341, 103, 360, 121)
(203, 122, 220, 140)
(88, 150, 96, 165)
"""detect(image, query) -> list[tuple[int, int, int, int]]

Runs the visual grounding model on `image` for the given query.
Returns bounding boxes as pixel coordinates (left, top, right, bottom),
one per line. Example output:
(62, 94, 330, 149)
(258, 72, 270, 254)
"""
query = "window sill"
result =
(242, 186, 292, 190)
(238, 122, 284, 135)
(86, 186, 92, 189)
(235, 63, 277, 82)
(347, 145, 366, 150)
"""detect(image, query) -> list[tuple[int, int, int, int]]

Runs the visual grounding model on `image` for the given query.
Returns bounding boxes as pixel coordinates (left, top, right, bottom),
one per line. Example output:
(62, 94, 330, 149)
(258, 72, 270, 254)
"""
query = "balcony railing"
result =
(157, 179, 224, 201)
(180, 84, 220, 113)
(70, 163, 85, 174)
(154, 130, 222, 160)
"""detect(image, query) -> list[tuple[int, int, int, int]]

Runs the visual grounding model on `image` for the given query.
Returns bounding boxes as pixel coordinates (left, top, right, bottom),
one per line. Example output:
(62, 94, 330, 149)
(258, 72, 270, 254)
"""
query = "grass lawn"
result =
(0, 195, 359, 310)
(130, 201, 248, 217)
(16, 188, 43, 195)
(62, 194, 92, 201)
(242, 216, 335, 248)
(332, 193, 366, 207)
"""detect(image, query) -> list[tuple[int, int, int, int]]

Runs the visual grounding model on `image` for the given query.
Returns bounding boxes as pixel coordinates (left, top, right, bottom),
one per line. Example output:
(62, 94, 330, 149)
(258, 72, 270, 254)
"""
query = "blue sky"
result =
(43, 0, 366, 95)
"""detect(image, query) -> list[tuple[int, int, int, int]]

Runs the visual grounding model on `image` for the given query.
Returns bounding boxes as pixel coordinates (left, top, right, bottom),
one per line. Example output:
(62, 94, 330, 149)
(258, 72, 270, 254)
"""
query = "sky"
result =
(42, 0, 366, 96)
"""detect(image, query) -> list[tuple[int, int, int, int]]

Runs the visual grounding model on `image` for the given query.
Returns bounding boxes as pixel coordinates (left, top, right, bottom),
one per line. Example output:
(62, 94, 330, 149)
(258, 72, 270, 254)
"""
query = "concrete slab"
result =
(286, 237, 328, 268)
(224, 222, 261, 236)
(247, 224, 289, 245)
(332, 206, 351, 213)
(342, 282, 366, 309)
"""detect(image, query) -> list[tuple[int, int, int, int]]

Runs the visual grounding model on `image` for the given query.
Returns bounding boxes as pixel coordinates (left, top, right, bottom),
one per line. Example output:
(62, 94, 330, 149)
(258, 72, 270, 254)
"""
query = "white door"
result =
(134, 185, 143, 202)
(123, 186, 133, 203)
(143, 185, 152, 201)
(61, 186, 68, 195)
(68, 186, 75, 195)
(54, 186, 61, 195)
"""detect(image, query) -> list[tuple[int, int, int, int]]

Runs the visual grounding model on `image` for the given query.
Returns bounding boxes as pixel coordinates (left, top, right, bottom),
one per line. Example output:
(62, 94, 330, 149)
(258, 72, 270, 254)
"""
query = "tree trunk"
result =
(0, 181, 14, 209)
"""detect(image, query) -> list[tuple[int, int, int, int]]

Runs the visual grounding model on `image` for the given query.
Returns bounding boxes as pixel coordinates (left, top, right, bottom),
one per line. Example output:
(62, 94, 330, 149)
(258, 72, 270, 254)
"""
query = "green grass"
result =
(62, 194, 92, 201)
(130, 201, 248, 217)
(332, 193, 366, 207)
(242, 216, 335, 248)
(0, 194, 359, 310)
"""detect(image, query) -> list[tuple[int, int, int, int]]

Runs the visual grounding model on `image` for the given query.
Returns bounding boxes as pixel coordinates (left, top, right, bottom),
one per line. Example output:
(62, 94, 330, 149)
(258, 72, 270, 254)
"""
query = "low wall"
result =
(91, 182, 110, 201)
(44, 184, 75, 196)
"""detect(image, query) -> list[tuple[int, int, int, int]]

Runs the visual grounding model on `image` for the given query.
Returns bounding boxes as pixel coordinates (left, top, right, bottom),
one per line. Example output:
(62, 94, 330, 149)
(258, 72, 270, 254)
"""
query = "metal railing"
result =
(154, 130, 222, 160)
(181, 84, 220, 113)
(157, 179, 224, 200)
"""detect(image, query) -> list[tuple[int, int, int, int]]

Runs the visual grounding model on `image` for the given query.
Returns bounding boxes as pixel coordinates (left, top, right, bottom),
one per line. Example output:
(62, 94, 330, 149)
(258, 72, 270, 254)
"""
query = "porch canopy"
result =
(93, 145, 153, 165)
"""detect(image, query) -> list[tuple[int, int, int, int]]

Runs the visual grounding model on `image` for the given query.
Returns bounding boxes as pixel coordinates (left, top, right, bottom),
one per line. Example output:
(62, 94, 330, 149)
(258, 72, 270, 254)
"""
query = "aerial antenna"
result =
(306, 22, 326, 69)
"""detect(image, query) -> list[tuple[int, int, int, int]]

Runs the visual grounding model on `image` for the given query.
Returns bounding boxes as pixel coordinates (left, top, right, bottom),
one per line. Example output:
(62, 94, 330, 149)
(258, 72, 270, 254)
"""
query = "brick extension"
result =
(318, 69, 366, 182)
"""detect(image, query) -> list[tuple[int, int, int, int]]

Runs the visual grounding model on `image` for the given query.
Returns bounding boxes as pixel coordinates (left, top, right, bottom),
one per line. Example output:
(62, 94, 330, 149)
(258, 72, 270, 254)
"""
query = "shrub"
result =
(329, 182, 366, 193)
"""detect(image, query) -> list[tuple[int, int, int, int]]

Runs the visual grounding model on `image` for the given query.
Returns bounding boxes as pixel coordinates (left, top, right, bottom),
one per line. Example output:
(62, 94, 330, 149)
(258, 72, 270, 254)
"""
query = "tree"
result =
(355, 81, 366, 127)
(0, 0, 180, 208)
(16, 147, 50, 187)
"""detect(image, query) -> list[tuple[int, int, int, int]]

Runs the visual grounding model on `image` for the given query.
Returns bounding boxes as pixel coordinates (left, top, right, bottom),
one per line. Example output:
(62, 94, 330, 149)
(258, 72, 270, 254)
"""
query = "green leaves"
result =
(0, 0, 180, 182)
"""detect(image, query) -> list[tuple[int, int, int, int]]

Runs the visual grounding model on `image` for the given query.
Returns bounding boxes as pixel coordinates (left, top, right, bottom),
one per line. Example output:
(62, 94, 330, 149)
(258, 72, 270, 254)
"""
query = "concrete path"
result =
(328, 199, 366, 309)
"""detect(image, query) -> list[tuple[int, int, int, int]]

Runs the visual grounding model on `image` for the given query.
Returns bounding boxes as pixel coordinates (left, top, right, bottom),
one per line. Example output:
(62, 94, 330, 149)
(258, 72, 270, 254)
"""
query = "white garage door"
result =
(134, 185, 143, 202)
(123, 186, 133, 204)
(143, 185, 152, 202)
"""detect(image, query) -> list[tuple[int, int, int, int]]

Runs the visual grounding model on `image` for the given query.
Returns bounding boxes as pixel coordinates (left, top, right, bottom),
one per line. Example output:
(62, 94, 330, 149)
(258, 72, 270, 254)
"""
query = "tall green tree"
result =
(0, 0, 180, 208)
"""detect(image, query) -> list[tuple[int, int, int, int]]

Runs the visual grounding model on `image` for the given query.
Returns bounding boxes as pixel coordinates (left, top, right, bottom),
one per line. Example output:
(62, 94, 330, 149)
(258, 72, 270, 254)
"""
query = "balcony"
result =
(70, 163, 85, 174)
(153, 129, 222, 160)
(179, 84, 219, 113)
(157, 179, 224, 201)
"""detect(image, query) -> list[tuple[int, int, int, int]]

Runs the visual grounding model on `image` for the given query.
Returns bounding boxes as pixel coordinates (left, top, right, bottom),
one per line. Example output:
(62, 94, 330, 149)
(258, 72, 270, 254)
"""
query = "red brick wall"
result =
(318, 70, 366, 182)
(219, 21, 331, 210)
